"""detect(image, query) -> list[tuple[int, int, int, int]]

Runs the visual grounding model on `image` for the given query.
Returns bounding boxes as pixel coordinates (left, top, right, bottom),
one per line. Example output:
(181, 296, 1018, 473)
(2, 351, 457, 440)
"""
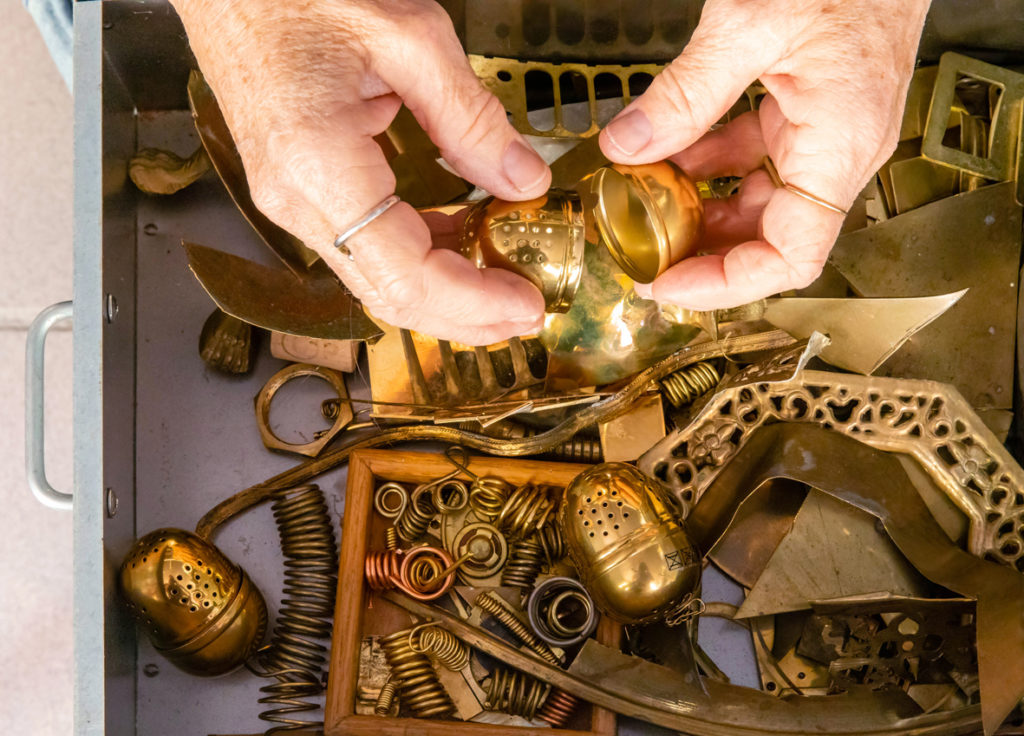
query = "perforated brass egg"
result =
(559, 463, 701, 625)
(119, 528, 267, 676)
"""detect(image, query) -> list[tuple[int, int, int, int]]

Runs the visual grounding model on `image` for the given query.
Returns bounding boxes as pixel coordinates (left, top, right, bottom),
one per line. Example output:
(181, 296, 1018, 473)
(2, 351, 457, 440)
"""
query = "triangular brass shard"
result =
(183, 241, 382, 342)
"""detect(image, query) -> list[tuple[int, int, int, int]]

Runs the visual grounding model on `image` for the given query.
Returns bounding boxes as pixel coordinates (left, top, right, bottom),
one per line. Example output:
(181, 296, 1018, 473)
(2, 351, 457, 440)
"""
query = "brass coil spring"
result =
(536, 521, 565, 565)
(468, 476, 512, 521)
(410, 623, 470, 671)
(384, 527, 399, 551)
(475, 591, 560, 665)
(380, 627, 455, 718)
(537, 687, 580, 727)
(546, 434, 603, 463)
(496, 483, 557, 540)
(486, 667, 551, 721)
(396, 486, 436, 542)
(501, 536, 545, 590)
(374, 676, 398, 717)
(365, 549, 402, 590)
(252, 485, 339, 734)
(660, 361, 721, 408)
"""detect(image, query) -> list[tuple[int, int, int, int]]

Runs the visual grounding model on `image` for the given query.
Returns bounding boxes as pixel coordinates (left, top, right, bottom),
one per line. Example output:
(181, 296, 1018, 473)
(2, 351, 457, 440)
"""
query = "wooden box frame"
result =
(325, 450, 618, 736)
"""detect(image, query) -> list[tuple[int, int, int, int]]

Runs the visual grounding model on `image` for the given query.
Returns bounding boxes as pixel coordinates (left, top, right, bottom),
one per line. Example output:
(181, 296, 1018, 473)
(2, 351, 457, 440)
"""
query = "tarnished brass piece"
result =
(598, 392, 665, 462)
(638, 345, 1024, 566)
(583, 161, 704, 283)
(187, 71, 318, 272)
(460, 189, 585, 313)
(269, 331, 359, 373)
(496, 483, 558, 540)
(684, 424, 1024, 735)
(526, 576, 599, 648)
(450, 522, 508, 580)
(735, 491, 932, 619)
(129, 145, 211, 195)
(561, 462, 701, 624)
(659, 362, 720, 409)
(386, 589, 986, 736)
(469, 55, 666, 139)
(380, 627, 455, 718)
(485, 667, 551, 720)
(922, 53, 1024, 182)
(829, 182, 1022, 407)
(199, 308, 255, 375)
(408, 623, 471, 672)
(184, 242, 383, 342)
(119, 529, 267, 676)
(254, 363, 353, 457)
(475, 590, 560, 665)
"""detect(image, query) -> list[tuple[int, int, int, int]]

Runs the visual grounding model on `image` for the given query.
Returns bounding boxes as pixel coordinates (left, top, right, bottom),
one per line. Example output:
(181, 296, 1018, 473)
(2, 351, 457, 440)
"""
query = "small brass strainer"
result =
(120, 528, 267, 676)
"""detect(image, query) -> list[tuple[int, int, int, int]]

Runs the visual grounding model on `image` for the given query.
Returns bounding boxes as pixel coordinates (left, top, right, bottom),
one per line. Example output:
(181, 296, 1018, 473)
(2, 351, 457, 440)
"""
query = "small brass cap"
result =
(560, 463, 701, 625)
(120, 528, 267, 676)
(585, 161, 704, 284)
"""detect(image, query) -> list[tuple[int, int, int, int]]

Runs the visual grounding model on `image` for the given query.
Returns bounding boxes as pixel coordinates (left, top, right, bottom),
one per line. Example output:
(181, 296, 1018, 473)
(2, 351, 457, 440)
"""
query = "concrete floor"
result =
(0, 0, 75, 733)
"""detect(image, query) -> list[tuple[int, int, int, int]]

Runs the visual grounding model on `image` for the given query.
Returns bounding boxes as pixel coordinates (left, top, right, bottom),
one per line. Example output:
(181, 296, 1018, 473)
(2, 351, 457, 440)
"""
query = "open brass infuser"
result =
(559, 462, 701, 625)
(460, 161, 704, 312)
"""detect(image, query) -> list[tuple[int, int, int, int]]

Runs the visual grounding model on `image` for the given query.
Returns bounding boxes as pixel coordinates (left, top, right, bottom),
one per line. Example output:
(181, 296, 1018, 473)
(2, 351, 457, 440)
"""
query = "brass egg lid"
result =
(583, 160, 704, 284)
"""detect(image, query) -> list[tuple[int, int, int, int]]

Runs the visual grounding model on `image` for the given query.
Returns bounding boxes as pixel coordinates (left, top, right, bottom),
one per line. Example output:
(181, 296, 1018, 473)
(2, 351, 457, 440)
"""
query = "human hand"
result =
(170, 0, 551, 345)
(599, 0, 931, 310)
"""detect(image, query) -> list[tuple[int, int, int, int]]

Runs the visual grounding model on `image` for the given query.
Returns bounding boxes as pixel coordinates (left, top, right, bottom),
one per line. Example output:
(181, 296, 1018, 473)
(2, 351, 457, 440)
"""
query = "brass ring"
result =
(254, 363, 352, 457)
(762, 157, 848, 216)
(374, 483, 408, 519)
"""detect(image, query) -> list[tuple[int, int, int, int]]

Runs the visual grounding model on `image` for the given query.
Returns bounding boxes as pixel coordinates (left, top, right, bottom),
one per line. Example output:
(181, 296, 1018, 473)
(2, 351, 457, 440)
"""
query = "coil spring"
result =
(412, 624, 470, 671)
(374, 676, 398, 717)
(537, 687, 580, 727)
(365, 549, 402, 590)
(396, 486, 436, 542)
(501, 536, 544, 590)
(536, 522, 565, 565)
(253, 485, 339, 734)
(468, 476, 512, 521)
(496, 483, 557, 540)
(486, 667, 551, 721)
(475, 591, 560, 665)
(546, 434, 603, 463)
(380, 627, 455, 718)
(384, 527, 399, 551)
(660, 361, 720, 408)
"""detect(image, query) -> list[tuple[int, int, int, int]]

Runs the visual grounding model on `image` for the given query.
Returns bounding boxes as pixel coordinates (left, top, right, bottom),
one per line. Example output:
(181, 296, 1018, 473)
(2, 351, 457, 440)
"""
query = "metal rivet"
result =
(106, 488, 118, 518)
(105, 294, 118, 323)
(143, 663, 160, 678)
(143, 223, 159, 236)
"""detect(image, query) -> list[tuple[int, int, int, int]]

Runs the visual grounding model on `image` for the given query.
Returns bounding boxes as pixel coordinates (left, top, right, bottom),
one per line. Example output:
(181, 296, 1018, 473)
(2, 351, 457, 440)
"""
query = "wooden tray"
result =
(325, 450, 618, 736)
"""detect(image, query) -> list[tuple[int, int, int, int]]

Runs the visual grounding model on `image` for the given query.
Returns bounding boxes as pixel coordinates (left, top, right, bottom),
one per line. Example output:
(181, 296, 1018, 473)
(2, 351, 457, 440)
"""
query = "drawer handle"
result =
(25, 300, 73, 510)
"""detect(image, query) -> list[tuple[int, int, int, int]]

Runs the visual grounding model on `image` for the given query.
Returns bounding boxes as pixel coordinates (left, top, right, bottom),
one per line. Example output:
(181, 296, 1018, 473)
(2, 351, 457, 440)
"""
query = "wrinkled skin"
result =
(171, 0, 930, 343)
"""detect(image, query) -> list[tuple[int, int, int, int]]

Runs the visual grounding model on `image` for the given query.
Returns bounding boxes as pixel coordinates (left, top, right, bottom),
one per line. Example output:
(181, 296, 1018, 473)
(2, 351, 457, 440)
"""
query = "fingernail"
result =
(503, 139, 549, 193)
(605, 108, 652, 155)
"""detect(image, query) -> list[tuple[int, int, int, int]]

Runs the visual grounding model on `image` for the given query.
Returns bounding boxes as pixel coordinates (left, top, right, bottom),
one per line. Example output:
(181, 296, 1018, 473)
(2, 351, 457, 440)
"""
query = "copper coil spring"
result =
(496, 483, 557, 540)
(395, 487, 437, 542)
(373, 676, 398, 717)
(537, 687, 581, 727)
(365, 549, 402, 591)
(475, 591, 560, 665)
(486, 667, 551, 721)
(468, 475, 512, 521)
(660, 361, 721, 408)
(501, 536, 545, 590)
(380, 628, 455, 719)
(411, 623, 470, 671)
(253, 485, 339, 734)
(536, 521, 565, 565)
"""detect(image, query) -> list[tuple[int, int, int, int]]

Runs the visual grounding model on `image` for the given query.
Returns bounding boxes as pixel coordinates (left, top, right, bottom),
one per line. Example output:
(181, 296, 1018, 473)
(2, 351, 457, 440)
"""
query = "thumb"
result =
(376, 14, 550, 201)
(599, 18, 779, 164)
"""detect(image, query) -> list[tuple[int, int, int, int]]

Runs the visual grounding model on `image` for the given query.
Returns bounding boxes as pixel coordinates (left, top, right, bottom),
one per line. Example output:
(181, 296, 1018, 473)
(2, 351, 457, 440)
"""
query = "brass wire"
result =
(384, 527, 399, 551)
(373, 676, 398, 717)
(468, 476, 513, 521)
(409, 623, 470, 672)
(496, 483, 557, 540)
(380, 627, 455, 718)
(395, 486, 437, 542)
(536, 521, 566, 566)
(660, 361, 721, 408)
(486, 667, 551, 721)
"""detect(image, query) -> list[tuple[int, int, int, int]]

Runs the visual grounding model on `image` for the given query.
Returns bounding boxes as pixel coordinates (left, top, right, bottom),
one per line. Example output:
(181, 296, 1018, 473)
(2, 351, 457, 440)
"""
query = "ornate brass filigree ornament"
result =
(638, 344, 1024, 567)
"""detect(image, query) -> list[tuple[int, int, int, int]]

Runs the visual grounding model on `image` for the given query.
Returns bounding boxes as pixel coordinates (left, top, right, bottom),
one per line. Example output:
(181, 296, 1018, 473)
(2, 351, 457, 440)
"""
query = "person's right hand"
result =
(170, 0, 552, 345)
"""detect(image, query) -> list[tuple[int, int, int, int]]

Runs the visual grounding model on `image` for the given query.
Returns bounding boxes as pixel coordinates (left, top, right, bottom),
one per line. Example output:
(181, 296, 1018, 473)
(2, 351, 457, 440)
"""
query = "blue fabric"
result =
(23, 0, 73, 91)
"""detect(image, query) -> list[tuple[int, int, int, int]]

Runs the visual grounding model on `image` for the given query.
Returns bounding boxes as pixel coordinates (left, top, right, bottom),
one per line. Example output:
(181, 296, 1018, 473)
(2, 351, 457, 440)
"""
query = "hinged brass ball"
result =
(120, 528, 267, 676)
(559, 462, 701, 625)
